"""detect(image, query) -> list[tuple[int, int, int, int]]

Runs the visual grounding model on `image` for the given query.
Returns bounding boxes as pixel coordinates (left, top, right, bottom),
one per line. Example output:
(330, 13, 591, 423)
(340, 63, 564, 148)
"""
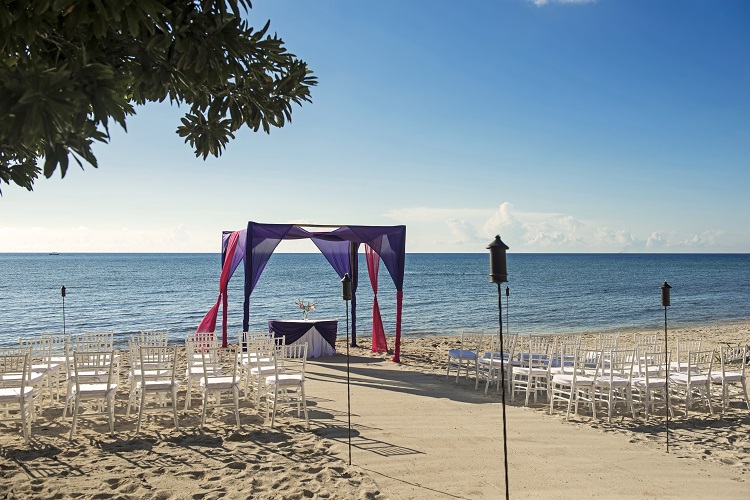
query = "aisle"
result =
(305, 354, 747, 499)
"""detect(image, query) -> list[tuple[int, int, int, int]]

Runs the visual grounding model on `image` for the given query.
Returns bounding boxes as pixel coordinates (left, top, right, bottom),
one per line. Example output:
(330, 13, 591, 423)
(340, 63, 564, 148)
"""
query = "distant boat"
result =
(49, 252, 59, 255)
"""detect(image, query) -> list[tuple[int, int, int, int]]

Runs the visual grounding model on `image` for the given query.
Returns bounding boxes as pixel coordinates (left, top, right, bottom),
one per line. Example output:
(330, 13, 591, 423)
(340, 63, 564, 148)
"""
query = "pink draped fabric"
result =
(196, 231, 240, 347)
(366, 245, 388, 353)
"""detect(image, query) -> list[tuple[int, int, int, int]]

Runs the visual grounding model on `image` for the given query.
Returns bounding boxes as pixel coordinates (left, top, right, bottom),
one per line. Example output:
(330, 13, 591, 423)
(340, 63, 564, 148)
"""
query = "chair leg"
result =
(233, 388, 241, 428)
(200, 391, 208, 429)
(270, 386, 279, 428)
(69, 395, 80, 441)
(136, 390, 146, 434)
(301, 384, 309, 429)
(109, 395, 115, 436)
(172, 389, 180, 431)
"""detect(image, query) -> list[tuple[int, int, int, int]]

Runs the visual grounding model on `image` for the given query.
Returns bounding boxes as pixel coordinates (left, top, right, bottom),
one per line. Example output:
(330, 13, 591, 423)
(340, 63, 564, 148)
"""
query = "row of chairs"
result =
(0, 330, 310, 444)
(447, 331, 749, 421)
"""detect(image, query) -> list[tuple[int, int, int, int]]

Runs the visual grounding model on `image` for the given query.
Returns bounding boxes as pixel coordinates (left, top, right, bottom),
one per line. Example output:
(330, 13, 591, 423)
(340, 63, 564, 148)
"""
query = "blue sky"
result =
(2, 0, 749, 253)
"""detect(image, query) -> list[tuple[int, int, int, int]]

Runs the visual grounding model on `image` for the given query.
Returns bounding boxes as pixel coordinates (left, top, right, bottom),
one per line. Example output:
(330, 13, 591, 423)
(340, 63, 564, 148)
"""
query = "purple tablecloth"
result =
(268, 319, 338, 357)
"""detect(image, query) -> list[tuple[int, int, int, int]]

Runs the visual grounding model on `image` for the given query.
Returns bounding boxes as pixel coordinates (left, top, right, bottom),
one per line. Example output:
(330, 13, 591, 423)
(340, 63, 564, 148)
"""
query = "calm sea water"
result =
(1, 253, 749, 348)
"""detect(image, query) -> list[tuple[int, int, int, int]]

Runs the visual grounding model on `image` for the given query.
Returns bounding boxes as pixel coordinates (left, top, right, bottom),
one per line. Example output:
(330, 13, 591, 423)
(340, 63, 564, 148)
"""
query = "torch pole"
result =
(498, 283, 509, 500)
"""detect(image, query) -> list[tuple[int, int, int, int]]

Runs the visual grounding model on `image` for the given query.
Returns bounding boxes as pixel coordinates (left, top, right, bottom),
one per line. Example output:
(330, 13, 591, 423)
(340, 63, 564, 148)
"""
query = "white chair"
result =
(593, 349, 635, 422)
(0, 350, 34, 443)
(511, 335, 552, 406)
(711, 344, 749, 413)
(265, 343, 309, 429)
(65, 350, 118, 440)
(245, 340, 278, 404)
(669, 349, 714, 416)
(672, 338, 702, 373)
(596, 332, 621, 352)
(19, 338, 62, 405)
(548, 340, 578, 414)
(199, 345, 241, 429)
(549, 347, 597, 420)
(446, 331, 484, 384)
(477, 333, 517, 393)
(184, 338, 220, 410)
(631, 351, 672, 419)
(127, 346, 180, 434)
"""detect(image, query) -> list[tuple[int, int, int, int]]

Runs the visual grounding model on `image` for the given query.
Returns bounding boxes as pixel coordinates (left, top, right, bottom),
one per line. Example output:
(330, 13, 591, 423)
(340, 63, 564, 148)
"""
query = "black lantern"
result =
(488, 235, 509, 284)
(61, 285, 67, 335)
(341, 273, 352, 301)
(661, 280, 671, 307)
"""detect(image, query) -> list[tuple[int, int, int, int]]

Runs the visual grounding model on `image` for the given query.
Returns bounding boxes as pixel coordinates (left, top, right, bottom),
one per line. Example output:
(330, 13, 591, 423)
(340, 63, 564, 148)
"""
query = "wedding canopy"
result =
(197, 222, 407, 362)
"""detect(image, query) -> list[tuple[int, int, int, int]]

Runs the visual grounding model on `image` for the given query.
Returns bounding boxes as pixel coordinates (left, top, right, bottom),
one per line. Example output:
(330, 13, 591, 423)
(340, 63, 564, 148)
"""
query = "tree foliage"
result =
(0, 0, 316, 193)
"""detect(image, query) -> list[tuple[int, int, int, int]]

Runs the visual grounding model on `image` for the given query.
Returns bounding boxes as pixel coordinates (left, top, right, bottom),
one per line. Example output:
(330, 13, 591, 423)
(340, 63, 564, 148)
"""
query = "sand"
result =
(2, 322, 749, 499)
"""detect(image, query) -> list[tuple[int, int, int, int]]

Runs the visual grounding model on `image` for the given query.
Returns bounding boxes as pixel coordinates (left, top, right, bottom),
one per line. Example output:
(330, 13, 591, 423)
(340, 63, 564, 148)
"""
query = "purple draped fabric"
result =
(268, 319, 338, 348)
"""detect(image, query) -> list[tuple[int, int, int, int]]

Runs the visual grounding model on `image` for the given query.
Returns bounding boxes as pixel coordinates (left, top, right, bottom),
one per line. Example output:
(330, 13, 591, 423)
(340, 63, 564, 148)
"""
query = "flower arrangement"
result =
(296, 299, 316, 320)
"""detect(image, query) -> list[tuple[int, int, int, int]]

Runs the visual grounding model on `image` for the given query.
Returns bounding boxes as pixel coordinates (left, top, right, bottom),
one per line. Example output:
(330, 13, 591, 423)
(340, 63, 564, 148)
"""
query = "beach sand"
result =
(2, 322, 749, 499)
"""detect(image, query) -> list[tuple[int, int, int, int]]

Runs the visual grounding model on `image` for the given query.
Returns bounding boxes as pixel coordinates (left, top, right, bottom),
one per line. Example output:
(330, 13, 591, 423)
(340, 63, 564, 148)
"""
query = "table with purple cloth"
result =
(268, 319, 338, 358)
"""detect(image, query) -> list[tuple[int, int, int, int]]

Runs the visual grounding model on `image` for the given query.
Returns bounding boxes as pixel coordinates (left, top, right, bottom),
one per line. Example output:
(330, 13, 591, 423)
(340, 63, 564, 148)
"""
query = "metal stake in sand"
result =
(661, 280, 672, 453)
(487, 235, 510, 500)
(61, 285, 67, 335)
(341, 273, 353, 466)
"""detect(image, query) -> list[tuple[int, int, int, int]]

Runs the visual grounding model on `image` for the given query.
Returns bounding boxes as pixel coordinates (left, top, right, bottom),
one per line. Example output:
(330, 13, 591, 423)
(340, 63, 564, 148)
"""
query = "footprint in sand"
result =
(105, 478, 124, 489)
(226, 462, 246, 470)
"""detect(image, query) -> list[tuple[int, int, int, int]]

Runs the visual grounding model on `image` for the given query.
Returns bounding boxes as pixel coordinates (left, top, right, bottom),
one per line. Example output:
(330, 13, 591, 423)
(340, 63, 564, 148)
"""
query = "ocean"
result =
(1, 253, 749, 348)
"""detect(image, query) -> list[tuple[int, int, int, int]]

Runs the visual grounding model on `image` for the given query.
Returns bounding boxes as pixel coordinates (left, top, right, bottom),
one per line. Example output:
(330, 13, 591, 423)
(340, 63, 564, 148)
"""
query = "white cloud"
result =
(444, 218, 483, 245)
(363, 202, 735, 252)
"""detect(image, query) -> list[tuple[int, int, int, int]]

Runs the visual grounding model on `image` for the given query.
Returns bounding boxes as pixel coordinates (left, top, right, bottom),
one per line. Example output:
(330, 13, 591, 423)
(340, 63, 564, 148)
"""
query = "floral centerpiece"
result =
(296, 299, 316, 320)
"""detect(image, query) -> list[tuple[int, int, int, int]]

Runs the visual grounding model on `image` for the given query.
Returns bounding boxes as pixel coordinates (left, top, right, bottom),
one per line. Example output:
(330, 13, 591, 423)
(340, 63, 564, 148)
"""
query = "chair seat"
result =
(711, 372, 744, 383)
(0, 386, 34, 401)
(251, 365, 278, 376)
(670, 373, 709, 384)
(31, 363, 62, 374)
(266, 374, 304, 387)
(200, 376, 240, 390)
(2, 372, 44, 385)
(514, 367, 548, 376)
(632, 377, 667, 388)
(552, 374, 575, 385)
(595, 376, 629, 387)
(72, 383, 118, 398)
(137, 379, 180, 391)
(448, 349, 477, 360)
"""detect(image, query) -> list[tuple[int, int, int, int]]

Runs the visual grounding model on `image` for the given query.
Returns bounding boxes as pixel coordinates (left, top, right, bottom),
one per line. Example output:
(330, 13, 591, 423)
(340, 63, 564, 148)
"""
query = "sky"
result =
(2, 0, 749, 253)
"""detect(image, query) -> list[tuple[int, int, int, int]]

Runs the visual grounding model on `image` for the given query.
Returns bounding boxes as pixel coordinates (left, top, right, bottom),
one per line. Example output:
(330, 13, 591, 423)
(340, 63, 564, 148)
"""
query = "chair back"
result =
(71, 350, 116, 391)
(519, 335, 551, 369)
(641, 350, 670, 384)
(189, 332, 219, 353)
(275, 343, 308, 376)
(133, 331, 169, 347)
(596, 332, 620, 351)
(719, 345, 747, 378)
(202, 345, 239, 382)
(460, 331, 484, 355)
(604, 349, 635, 380)
(551, 339, 579, 375)
(676, 338, 702, 372)
(0, 350, 30, 391)
(138, 346, 177, 384)
(686, 350, 714, 379)
(634, 333, 660, 346)
(73, 332, 114, 352)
